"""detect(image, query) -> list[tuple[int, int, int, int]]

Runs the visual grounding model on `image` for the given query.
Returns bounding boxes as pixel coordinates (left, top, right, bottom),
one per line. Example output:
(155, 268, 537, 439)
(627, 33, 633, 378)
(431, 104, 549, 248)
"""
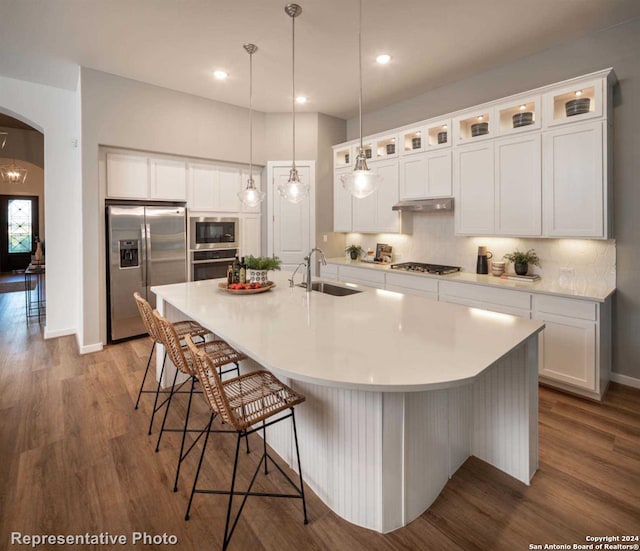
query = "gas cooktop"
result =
(390, 262, 461, 275)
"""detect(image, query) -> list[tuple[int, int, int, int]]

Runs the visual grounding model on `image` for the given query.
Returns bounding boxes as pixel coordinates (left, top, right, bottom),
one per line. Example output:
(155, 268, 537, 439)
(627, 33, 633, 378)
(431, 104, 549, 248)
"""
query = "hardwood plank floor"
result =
(0, 290, 638, 550)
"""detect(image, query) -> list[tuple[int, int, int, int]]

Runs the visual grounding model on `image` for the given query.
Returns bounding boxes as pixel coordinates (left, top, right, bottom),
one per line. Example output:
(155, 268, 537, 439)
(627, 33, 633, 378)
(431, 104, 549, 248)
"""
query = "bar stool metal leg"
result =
(185, 412, 215, 521)
(135, 341, 155, 410)
(155, 365, 180, 452)
(292, 408, 308, 524)
(147, 351, 167, 435)
(173, 375, 197, 492)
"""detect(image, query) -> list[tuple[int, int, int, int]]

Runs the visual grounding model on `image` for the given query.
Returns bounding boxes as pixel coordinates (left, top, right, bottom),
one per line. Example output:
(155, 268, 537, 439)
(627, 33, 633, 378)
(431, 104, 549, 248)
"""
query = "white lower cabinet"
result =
(338, 265, 385, 289)
(385, 272, 437, 301)
(438, 280, 531, 318)
(532, 294, 606, 398)
(326, 262, 610, 400)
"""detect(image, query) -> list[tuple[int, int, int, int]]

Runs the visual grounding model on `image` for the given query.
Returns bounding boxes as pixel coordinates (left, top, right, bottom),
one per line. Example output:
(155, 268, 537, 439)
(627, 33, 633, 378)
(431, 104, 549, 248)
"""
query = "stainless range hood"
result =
(392, 197, 454, 212)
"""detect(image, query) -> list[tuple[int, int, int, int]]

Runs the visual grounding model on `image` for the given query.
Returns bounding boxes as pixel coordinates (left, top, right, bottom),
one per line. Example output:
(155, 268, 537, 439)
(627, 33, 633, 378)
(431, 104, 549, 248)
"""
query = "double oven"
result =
(189, 216, 239, 281)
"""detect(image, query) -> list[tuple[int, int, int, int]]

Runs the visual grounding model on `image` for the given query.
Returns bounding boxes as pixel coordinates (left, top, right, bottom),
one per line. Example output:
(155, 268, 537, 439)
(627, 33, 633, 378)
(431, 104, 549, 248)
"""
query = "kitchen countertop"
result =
(325, 257, 615, 302)
(151, 272, 543, 392)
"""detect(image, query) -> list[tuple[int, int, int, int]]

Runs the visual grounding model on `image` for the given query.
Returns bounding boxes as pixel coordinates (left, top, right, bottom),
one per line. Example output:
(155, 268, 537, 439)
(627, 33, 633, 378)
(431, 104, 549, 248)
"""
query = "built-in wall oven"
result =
(190, 216, 239, 250)
(191, 249, 237, 281)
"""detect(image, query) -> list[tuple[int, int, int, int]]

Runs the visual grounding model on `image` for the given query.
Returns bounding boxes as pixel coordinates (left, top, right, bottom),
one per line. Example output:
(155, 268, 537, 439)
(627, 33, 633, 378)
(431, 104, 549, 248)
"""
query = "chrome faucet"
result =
(305, 248, 327, 292)
(289, 262, 306, 288)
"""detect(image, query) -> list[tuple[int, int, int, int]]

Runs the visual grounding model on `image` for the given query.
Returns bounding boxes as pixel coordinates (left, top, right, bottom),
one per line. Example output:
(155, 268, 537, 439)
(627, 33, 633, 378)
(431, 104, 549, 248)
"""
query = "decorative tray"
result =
(218, 281, 276, 295)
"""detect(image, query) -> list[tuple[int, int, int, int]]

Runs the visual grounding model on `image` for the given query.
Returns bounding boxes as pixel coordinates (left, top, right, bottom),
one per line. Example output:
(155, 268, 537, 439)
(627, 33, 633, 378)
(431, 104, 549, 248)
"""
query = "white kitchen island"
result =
(152, 273, 544, 533)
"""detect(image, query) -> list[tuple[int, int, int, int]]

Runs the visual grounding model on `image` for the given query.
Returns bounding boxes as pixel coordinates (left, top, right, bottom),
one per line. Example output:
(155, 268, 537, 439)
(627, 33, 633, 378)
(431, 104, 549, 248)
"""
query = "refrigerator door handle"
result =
(145, 223, 152, 287)
(140, 224, 147, 287)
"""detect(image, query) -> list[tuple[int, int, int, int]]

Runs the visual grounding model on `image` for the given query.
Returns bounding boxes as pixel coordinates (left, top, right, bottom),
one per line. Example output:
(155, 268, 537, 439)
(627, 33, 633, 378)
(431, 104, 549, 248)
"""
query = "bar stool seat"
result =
(133, 292, 210, 436)
(153, 311, 248, 493)
(184, 335, 308, 551)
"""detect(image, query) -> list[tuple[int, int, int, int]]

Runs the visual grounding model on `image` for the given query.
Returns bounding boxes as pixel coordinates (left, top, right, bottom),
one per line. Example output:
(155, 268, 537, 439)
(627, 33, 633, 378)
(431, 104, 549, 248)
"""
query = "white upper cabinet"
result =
(334, 167, 353, 232)
(352, 159, 400, 233)
(332, 68, 615, 239)
(454, 142, 494, 235)
(543, 121, 605, 238)
(399, 150, 452, 200)
(188, 163, 243, 212)
(188, 163, 217, 210)
(106, 152, 149, 199)
(150, 158, 187, 200)
(494, 134, 542, 236)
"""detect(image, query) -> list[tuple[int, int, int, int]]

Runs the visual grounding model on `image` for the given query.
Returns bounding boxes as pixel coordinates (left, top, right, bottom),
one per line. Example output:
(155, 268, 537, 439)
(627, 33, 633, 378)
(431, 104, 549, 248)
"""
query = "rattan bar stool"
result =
(133, 292, 210, 435)
(184, 335, 308, 551)
(153, 310, 248, 492)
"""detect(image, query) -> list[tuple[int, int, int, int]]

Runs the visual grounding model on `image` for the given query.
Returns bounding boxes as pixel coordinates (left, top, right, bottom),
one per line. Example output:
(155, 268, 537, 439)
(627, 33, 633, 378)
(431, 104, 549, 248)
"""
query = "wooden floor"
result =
(1, 289, 639, 550)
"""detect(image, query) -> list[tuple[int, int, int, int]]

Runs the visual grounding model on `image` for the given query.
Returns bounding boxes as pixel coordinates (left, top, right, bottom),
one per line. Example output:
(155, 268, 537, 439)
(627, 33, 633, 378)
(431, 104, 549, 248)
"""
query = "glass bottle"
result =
(239, 257, 247, 284)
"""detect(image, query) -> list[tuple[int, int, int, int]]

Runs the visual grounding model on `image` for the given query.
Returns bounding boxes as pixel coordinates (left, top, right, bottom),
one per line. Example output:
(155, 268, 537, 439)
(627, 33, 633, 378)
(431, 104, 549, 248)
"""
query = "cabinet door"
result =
(399, 154, 427, 199)
(374, 159, 400, 233)
(425, 149, 452, 197)
(399, 151, 452, 200)
(106, 152, 148, 199)
(534, 312, 596, 391)
(241, 215, 261, 257)
(217, 166, 242, 212)
(495, 134, 541, 236)
(454, 142, 494, 235)
(189, 163, 217, 210)
(150, 158, 187, 200)
(543, 121, 604, 237)
(334, 168, 353, 232)
(352, 160, 399, 233)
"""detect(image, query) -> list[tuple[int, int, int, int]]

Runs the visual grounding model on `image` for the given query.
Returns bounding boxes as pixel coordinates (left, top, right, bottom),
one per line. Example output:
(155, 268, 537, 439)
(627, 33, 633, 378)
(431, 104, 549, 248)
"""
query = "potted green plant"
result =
(244, 255, 282, 284)
(503, 248, 540, 276)
(345, 244, 364, 261)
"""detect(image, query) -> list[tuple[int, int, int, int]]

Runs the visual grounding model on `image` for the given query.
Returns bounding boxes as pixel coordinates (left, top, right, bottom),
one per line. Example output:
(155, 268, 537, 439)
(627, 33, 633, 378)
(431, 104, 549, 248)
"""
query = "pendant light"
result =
(238, 43, 266, 208)
(277, 3, 309, 204)
(341, 0, 381, 199)
(0, 132, 28, 184)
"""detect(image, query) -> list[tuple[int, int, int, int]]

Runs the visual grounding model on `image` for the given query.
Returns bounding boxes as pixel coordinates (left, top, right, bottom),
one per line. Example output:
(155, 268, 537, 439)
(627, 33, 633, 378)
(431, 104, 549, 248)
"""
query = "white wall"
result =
(0, 74, 81, 340)
(347, 17, 640, 380)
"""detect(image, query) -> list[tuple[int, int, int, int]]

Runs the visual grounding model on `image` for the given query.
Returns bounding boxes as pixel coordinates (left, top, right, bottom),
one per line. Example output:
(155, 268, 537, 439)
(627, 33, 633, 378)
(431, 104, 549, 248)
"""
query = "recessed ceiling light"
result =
(213, 70, 228, 80)
(296, 96, 307, 104)
(376, 54, 391, 65)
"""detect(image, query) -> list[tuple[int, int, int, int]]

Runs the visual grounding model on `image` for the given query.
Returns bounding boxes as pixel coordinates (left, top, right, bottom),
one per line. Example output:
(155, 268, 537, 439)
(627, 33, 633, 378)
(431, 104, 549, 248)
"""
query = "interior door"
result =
(270, 164, 313, 269)
(0, 195, 39, 273)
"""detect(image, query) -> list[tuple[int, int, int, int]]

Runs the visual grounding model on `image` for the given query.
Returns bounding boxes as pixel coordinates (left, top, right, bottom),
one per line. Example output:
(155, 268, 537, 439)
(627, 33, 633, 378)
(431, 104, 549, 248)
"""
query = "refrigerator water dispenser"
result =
(119, 240, 139, 268)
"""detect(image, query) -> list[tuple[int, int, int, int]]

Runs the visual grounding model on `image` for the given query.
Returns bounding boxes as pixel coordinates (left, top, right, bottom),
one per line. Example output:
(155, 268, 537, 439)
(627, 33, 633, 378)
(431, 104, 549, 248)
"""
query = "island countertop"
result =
(152, 272, 543, 392)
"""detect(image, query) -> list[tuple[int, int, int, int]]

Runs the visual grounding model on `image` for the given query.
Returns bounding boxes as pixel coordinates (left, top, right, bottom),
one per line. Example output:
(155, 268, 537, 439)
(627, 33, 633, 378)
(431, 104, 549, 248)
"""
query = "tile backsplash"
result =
(346, 213, 616, 288)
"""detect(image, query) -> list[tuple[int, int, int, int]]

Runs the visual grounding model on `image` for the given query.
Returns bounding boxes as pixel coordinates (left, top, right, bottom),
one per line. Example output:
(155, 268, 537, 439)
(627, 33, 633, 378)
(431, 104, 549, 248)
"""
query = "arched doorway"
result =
(0, 113, 45, 321)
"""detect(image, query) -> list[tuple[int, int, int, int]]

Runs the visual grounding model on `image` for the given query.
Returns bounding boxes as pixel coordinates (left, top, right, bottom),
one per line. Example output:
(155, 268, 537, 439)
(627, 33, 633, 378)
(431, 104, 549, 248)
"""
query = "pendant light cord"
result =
(292, 11, 297, 170)
(249, 49, 253, 181)
(359, 0, 363, 152)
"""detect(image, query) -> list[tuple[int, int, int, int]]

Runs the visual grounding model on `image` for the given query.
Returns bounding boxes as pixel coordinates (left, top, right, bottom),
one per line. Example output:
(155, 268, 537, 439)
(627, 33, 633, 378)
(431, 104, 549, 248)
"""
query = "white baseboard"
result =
(43, 327, 76, 340)
(75, 333, 104, 355)
(610, 372, 640, 390)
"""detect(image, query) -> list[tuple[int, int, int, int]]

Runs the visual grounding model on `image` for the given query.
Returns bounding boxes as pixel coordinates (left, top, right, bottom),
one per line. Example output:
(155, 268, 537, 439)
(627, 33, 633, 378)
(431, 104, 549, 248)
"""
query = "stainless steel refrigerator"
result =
(106, 203, 187, 342)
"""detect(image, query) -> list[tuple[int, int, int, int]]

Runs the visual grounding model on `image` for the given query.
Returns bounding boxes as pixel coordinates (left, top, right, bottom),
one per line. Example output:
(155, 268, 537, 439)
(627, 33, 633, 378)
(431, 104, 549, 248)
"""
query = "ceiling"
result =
(0, 114, 38, 131)
(1, 0, 639, 119)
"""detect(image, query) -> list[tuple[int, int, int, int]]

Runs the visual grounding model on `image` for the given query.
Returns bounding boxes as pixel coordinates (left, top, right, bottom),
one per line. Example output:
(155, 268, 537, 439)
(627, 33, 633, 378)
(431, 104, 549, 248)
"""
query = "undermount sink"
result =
(296, 282, 362, 296)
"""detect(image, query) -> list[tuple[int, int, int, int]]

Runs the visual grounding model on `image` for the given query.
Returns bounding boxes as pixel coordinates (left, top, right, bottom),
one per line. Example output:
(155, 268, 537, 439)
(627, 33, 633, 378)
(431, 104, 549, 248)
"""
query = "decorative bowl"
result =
(471, 122, 489, 137)
(512, 112, 534, 128)
(565, 98, 591, 117)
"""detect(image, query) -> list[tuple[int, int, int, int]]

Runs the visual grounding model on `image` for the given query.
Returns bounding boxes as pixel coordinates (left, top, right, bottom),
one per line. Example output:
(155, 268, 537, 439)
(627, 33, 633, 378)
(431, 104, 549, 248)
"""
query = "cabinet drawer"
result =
(534, 294, 597, 321)
(320, 264, 339, 280)
(439, 281, 531, 309)
(339, 266, 385, 286)
(385, 272, 438, 294)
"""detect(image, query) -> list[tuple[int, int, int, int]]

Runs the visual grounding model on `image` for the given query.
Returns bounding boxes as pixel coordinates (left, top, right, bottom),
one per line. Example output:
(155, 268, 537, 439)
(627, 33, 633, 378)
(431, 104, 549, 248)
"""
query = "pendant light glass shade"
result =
(342, 0, 380, 199)
(238, 43, 266, 208)
(340, 148, 381, 199)
(277, 3, 310, 204)
(0, 161, 28, 184)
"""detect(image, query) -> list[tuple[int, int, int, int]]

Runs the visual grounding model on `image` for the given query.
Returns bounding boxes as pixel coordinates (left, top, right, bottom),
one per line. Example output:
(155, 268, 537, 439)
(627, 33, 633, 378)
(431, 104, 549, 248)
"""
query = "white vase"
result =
(248, 269, 269, 284)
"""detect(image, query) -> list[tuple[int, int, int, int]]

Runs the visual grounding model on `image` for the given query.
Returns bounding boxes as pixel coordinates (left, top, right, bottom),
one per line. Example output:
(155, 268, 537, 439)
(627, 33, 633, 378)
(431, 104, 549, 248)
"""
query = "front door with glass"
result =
(0, 195, 39, 273)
